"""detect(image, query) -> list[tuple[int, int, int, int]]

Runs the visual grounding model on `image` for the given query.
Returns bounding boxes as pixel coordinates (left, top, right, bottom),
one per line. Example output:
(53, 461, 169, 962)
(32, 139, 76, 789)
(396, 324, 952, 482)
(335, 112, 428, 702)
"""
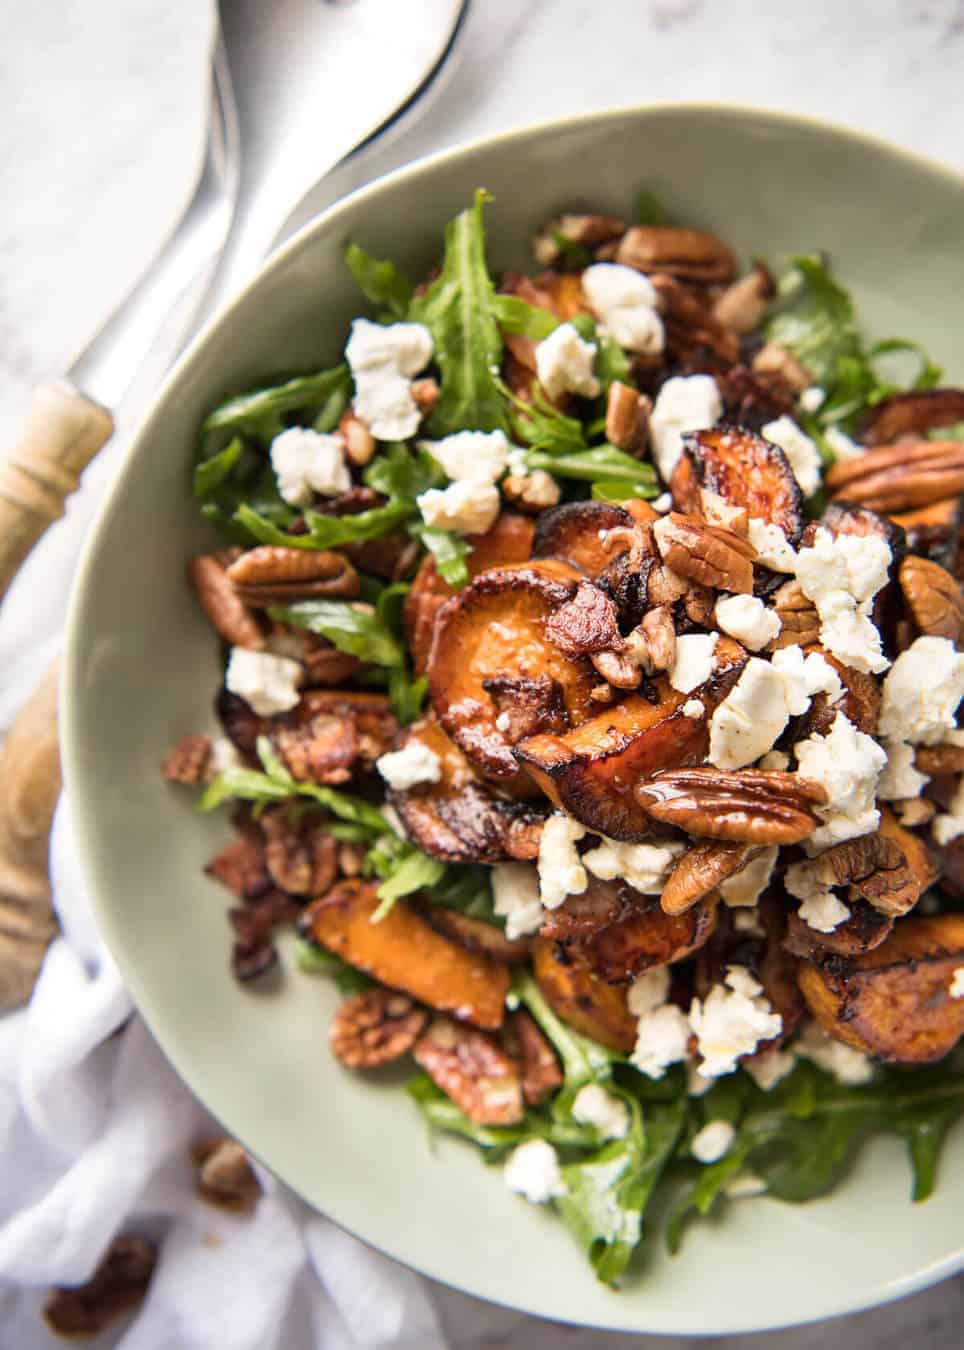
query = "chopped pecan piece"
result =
(750, 342, 813, 394)
(483, 674, 569, 742)
(330, 988, 428, 1068)
(206, 833, 271, 900)
(545, 580, 624, 655)
(605, 381, 651, 453)
(411, 376, 441, 411)
(532, 213, 626, 266)
(625, 605, 676, 675)
(162, 734, 211, 784)
(261, 807, 338, 896)
(413, 1017, 524, 1124)
(899, 555, 964, 645)
(826, 439, 964, 513)
(714, 363, 795, 430)
(768, 580, 820, 649)
(272, 710, 358, 786)
(192, 1137, 262, 1213)
(503, 1009, 562, 1105)
(712, 262, 776, 335)
(660, 840, 756, 915)
(43, 1237, 156, 1339)
(190, 554, 264, 648)
(337, 408, 376, 466)
(653, 512, 755, 594)
(226, 546, 360, 605)
(649, 273, 740, 363)
(501, 469, 561, 513)
(915, 744, 964, 775)
(590, 648, 642, 689)
(616, 225, 736, 283)
(893, 796, 937, 828)
(811, 815, 936, 917)
(636, 768, 827, 844)
(857, 388, 964, 445)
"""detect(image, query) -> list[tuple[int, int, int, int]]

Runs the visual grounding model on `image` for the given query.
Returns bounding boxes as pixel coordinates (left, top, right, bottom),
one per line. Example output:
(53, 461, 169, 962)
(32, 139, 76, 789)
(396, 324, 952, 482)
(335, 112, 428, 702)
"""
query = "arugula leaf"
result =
(928, 422, 964, 441)
(344, 242, 414, 319)
(411, 522, 472, 587)
(594, 336, 633, 392)
(371, 846, 446, 922)
(500, 379, 587, 455)
(203, 366, 352, 441)
(491, 294, 559, 341)
(388, 667, 428, 725)
(236, 499, 411, 550)
(410, 190, 509, 436)
(591, 480, 640, 502)
(515, 972, 620, 1086)
(406, 1075, 602, 1156)
(422, 863, 499, 924)
(364, 442, 444, 501)
(268, 599, 404, 668)
(636, 189, 668, 227)
(295, 938, 374, 994)
(194, 437, 243, 499)
(526, 445, 658, 496)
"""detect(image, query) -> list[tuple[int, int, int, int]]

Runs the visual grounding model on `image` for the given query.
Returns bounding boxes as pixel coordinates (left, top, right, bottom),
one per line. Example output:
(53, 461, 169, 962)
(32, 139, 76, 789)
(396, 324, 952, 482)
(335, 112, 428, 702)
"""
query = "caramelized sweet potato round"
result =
(532, 500, 639, 577)
(582, 887, 718, 983)
(532, 938, 637, 1051)
(784, 899, 894, 960)
(683, 424, 805, 543)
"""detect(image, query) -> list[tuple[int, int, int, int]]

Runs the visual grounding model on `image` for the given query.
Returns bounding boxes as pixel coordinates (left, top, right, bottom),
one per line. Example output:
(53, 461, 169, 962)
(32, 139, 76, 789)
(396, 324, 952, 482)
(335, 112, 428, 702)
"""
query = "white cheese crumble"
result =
(581, 263, 664, 356)
(534, 322, 600, 400)
(571, 1084, 629, 1140)
(761, 415, 822, 497)
(719, 846, 778, 908)
(743, 1046, 797, 1091)
(690, 966, 782, 1079)
(269, 427, 351, 507)
(769, 644, 843, 715)
(877, 739, 930, 801)
(793, 527, 891, 674)
(794, 714, 886, 853)
(537, 814, 587, 909)
(420, 429, 510, 484)
(682, 698, 705, 719)
(345, 318, 433, 440)
(648, 374, 723, 484)
(651, 491, 673, 514)
(376, 741, 442, 792)
(933, 775, 964, 847)
(797, 888, 852, 933)
(628, 966, 692, 1079)
(628, 964, 671, 1016)
(714, 594, 782, 652)
(583, 838, 685, 893)
(691, 1119, 736, 1163)
(824, 425, 866, 464)
(798, 385, 826, 413)
(949, 968, 964, 999)
(795, 1021, 875, 1085)
(503, 1139, 566, 1203)
(668, 632, 719, 694)
(491, 863, 544, 940)
(878, 636, 964, 745)
(758, 750, 790, 771)
(416, 480, 500, 535)
(708, 657, 791, 770)
(747, 518, 797, 572)
(686, 1061, 714, 1096)
(225, 648, 302, 717)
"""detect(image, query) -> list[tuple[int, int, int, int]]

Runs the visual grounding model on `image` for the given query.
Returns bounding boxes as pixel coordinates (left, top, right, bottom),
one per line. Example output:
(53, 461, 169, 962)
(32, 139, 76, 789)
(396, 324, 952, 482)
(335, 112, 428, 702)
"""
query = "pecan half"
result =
(660, 840, 756, 915)
(649, 273, 740, 364)
(330, 989, 428, 1068)
(636, 768, 827, 844)
(43, 1237, 156, 1339)
(261, 807, 338, 896)
(545, 580, 624, 655)
(271, 710, 358, 785)
(226, 546, 360, 605)
(192, 1137, 262, 1213)
(616, 225, 736, 283)
(653, 512, 755, 594)
(190, 554, 264, 648)
(769, 580, 820, 650)
(412, 1017, 524, 1124)
(899, 555, 964, 645)
(501, 469, 562, 513)
(712, 262, 776, 335)
(503, 1009, 562, 1105)
(750, 342, 813, 394)
(826, 439, 964, 513)
(162, 734, 211, 784)
(605, 381, 651, 454)
(805, 834, 922, 918)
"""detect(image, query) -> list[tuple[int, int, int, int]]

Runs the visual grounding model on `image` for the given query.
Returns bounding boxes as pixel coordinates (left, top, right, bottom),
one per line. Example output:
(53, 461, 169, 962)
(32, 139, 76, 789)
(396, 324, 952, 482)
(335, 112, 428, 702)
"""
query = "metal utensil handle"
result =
(0, 380, 113, 603)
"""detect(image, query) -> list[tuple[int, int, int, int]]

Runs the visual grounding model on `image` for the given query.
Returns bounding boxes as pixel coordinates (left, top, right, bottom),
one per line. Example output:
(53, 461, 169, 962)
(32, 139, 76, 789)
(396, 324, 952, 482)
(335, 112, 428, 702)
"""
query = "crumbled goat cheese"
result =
(701, 490, 747, 532)
(416, 480, 500, 535)
(714, 594, 782, 652)
(794, 713, 886, 853)
(795, 1021, 875, 1085)
(571, 1085, 629, 1140)
(495, 712, 512, 733)
(207, 737, 241, 779)
(534, 322, 601, 400)
(583, 839, 685, 893)
(648, 374, 722, 484)
(758, 750, 790, 771)
(376, 741, 442, 792)
(793, 528, 891, 674)
(761, 415, 822, 497)
(631, 1004, 692, 1079)
(537, 814, 587, 909)
(668, 632, 719, 694)
(225, 648, 302, 717)
(720, 846, 778, 908)
(682, 699, 705, 719)
(933, 775, 964, 847)
(708, 657, 791, 770)
(949, 968, 964, 999)
(797, 888, 852, 933)
(689, 965, 783, 1079)
(691, 1119, 736, 1164)
(686, 1061, 714, 1096)
(492, 863, 544, 940)
(743, 1046, 797, 1091)
(877, 739, 930, 801)
(420, 429, 511, 484)
(824, 425, 866, 463)
(269, 427, 351, 506)
(509, 470, 561, 509)
(504, 1139, 566, 1204)
(878, 636, 964, 745)
(798, 385, 826, 413)
(770, 644, 843, 715)
(747, 518, 797, 572)
(345, 318, 433, 440)
(581, 263, 665, 355)
(651, 491, 673, 514)
(628, 965, 671, 1016)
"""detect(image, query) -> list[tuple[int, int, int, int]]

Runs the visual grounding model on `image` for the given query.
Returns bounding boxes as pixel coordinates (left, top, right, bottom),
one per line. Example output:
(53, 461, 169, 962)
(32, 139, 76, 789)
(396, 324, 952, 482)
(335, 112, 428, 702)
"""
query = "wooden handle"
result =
(0, 379, 113, 603)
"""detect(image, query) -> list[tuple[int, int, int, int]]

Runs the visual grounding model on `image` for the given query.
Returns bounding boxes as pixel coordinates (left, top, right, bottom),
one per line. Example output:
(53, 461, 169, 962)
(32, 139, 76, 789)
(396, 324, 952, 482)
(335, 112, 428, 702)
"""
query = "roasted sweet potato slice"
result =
(538, 875, 625, 941)
(784, 899, 894, 960)
(531, 500, 639, 578)
(682, 424, 805, 544)
(818, 500, 906, 556)
(857, 388, 964, 445)
(304, 880, 510, 1029)
(388, 719, 546, 864)
(419, 905, 533, 963)
(404, 513, 534, 675)
(515, 643, 747, 841)
(532, 938, 637, 1051)
(428, 561, 598, 778)
(582, 888, 718, 983)
(798, 915, 964, 1063)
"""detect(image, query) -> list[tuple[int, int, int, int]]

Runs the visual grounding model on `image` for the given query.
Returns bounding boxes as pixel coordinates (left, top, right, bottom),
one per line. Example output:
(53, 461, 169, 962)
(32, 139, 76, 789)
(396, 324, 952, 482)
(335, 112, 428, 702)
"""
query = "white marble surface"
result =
(3, 0, 964, 1344)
